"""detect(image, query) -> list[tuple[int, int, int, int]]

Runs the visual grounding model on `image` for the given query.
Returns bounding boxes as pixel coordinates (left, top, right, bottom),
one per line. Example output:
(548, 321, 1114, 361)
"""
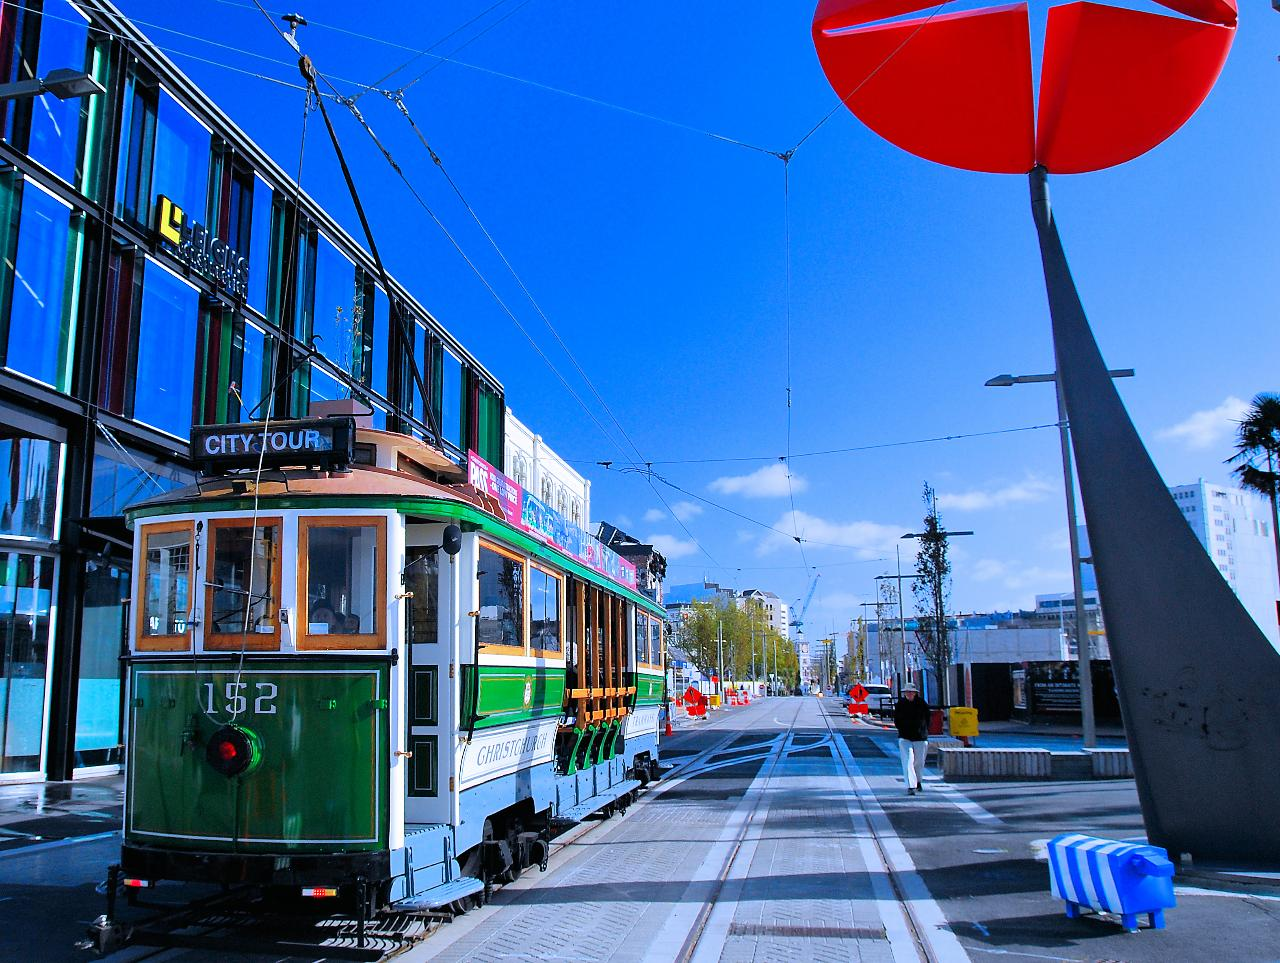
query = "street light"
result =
(985, 366, 1133, 749)
(0, 68, 105, 102)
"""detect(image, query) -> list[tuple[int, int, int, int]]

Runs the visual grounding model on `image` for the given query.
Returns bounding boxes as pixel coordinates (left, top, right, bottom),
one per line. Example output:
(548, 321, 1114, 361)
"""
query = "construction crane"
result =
(789, 573, 820, 636)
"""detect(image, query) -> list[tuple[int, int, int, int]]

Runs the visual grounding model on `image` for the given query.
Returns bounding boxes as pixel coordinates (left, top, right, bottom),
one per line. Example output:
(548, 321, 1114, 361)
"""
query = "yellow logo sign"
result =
(156, 195, 184, 246)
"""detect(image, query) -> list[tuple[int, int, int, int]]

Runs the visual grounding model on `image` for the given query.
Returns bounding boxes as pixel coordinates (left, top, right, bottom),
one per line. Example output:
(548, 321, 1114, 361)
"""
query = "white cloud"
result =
(755, 510, 903, 558)
(709, 463, 807, 498)
(642, 508, 666, 523)
(937, 476, 1054, 512)
(1158, 396, 1247, 450)
(671, 500, 704, 521)
(969, 558, 1070, 593)
(646, 533, 699, 560)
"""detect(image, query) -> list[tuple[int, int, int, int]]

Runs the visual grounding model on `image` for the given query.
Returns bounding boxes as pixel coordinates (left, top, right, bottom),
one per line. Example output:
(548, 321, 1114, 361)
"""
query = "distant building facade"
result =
(737, 588, 789, 641)
(504, 409, 590, 531)
(1081, 479, 1280, 648)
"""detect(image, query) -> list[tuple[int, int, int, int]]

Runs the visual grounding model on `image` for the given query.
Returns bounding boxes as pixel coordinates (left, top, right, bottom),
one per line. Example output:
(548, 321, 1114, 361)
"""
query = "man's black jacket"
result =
(893, 694, 931, 741)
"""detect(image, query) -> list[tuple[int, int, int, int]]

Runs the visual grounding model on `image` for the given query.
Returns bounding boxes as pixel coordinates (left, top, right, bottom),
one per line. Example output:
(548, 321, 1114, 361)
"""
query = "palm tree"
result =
(1228, 393, 1280, 606)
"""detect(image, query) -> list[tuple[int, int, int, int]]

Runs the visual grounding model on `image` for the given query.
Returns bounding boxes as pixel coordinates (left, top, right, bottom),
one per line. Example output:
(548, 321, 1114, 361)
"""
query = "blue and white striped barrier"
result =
(1047, 833, 1175, 932)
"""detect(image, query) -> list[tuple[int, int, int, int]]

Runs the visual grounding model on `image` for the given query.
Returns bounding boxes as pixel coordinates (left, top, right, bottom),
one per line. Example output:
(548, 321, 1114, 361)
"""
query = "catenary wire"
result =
(568, 421, 1061, 467)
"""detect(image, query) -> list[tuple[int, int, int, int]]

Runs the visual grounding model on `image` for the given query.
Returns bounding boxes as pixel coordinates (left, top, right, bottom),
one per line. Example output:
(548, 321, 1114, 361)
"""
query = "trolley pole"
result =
(750, 613, 757, 694)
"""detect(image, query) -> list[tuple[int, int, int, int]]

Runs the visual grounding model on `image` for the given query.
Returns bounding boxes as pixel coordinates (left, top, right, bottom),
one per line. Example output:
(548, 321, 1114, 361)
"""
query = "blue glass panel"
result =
(413, 321, 428, 426)
(133, 261, 198, 439)
(441, 348, 463, 449)
(247, 175, 272, 315)
(309, 234, 357, 376)
(151, 91, 209, 225)
(235, 320, 268, 421)
(89, 451, 191, 518)
(371, 286, 388, 398)
(0, 552, 54, 773)
(0, 437, 60, 539)
(27, 0, 89, 185)
(309, 363, 343, 406)
(5, 182, 80, 390)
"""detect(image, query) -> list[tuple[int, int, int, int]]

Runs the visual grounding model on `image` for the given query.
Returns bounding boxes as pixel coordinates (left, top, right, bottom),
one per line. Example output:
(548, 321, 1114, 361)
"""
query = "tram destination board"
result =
(192, 417, 355, 474)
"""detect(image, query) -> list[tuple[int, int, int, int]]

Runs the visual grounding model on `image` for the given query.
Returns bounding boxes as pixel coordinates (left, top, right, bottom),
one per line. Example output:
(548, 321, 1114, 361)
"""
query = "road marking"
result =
(829, 722, 971, 962)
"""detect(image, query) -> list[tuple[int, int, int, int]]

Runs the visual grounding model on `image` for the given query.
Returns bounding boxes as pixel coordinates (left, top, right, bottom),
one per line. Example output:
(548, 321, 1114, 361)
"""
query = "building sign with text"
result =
(468, 452, 638, 592)
(156, 195, 249, 299)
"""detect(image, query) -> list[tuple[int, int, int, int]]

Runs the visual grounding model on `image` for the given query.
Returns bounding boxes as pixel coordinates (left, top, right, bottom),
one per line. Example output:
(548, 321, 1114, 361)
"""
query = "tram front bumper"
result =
(121, 843, 390, 888)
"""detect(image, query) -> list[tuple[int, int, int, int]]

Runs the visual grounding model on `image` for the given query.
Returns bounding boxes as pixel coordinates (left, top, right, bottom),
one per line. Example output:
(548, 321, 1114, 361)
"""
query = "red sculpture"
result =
(811, 0, 1237, 174)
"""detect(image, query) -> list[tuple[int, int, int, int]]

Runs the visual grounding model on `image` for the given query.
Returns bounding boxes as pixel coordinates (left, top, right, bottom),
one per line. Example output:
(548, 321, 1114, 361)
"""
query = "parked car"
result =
(862, 683, 894, 718)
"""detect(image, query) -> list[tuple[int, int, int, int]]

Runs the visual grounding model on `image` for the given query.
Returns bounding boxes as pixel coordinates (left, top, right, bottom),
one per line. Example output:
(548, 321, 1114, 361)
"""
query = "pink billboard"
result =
(468, 452, 638, 592)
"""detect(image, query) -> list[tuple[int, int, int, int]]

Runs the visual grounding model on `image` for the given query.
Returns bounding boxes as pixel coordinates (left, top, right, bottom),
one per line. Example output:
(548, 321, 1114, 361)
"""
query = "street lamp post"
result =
(900, 528, 973, 706)
(985, 368, 1132, 748)
(0, 68, 105, 102)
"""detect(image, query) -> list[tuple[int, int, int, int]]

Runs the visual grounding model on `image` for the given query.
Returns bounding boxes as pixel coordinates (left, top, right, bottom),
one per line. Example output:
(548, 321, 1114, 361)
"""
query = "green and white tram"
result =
(98, 416, 666, 949)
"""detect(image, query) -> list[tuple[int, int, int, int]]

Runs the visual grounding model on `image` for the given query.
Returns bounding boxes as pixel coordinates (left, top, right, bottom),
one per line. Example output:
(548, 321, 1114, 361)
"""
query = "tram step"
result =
(552, 778, 643, 824)
(389, 876, 484, 913)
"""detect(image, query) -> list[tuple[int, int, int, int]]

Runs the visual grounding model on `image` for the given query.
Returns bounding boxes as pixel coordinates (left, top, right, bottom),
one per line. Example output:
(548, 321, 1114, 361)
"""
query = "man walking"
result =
(894, 683, 930, 795)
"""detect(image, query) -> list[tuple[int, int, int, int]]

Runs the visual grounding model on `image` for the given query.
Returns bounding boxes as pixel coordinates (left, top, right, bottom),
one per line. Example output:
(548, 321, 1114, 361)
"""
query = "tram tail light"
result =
(301, 887, 339, 898)
(205, 725, 263, 777)
(122, 878, 152, 888)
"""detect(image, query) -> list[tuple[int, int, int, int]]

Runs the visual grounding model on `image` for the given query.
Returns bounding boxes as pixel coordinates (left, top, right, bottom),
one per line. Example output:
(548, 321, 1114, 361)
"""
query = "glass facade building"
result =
(0, 0, 504, 782)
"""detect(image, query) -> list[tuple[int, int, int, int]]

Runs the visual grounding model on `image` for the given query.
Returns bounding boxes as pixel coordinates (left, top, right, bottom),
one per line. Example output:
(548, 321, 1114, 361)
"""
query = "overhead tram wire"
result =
(569, 421, 1061, 467)
(242, 10, 726, 567)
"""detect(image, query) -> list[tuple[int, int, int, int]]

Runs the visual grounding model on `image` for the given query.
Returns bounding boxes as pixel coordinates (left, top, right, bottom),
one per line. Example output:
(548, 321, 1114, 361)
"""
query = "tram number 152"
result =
(203, 681, 278, 715)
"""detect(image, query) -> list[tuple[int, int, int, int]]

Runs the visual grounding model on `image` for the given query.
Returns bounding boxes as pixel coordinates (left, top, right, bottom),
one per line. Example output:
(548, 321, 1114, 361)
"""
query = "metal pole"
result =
(750, 609, 757, 693)
(1057, 375, 1097, 748)
(896, 544, 907, 694)
(717, 619, 724, 702)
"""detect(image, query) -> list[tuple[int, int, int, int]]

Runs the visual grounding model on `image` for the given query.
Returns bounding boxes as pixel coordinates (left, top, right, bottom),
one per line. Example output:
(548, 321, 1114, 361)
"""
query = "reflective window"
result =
(205, 520, 280, 650)
(298, 231, 358, 376)
(0, 177, 84, 391)
(649, 617, 662, 666)
(441, 347, 464, 450)
(27, 0, 91, 187)
(132, 260, 198, 438)
(231, 318, 270, 422)
(0, 434, 59, 540)
(477, 543, 524, 651)
(308, 363, 343, 410)
(89, 448, 191, 518)
(76, 558, 128, 769)
(138, 523, 192, 650)
(530, 566, 561, 654)
(405, 547, 438, 645)
(633, 608, 646, 666)
(475, 384, 502, 465)
(152, 89, 210, 224)
(246, 176, 273, 316)
(300, 517, 385, 649)
(370, 285, 389, 398)
(411, 319, 430, 433)
(114, 71, 156, 223)
(0, 551, 54, 773)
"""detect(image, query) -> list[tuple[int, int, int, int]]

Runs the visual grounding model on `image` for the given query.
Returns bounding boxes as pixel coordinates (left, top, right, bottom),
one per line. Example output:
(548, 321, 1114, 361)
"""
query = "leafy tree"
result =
(1228, 393, 1280, 604)
(676, 597, 796, 689)
(911, 482, 953, 706)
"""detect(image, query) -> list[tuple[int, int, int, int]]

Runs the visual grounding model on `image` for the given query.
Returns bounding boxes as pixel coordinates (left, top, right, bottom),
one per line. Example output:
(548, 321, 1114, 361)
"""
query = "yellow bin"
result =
(949, 706, 979, 738)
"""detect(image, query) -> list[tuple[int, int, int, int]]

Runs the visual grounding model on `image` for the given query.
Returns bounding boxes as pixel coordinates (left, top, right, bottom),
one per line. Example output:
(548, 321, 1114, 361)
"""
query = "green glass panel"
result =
(126, 661, 387, 852)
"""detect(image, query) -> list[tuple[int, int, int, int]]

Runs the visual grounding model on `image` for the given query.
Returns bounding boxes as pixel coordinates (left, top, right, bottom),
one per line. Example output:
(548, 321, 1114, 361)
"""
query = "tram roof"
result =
(126, 467, 667, 618)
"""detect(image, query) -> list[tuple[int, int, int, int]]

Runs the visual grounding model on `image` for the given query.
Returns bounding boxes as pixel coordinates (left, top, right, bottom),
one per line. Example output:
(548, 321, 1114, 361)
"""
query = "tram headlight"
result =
(205, 724, 263, 777)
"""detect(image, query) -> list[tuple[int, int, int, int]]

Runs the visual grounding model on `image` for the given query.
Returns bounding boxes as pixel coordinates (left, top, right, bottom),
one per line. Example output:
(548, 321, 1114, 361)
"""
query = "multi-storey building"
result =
(1081, 480, 1280, 648)
(504, 409, 590, 531)
(0, 0, 506, 782)
(737, 588, 789, 642)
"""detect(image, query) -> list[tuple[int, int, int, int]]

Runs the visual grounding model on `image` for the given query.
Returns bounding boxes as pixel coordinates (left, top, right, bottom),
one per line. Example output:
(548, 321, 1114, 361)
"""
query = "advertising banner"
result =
(468, 452, 638, 591)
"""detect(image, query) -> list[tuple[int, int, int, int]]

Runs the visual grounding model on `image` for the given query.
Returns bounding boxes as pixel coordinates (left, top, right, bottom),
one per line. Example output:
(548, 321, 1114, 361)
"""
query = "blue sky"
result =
(121, 0, 1280, 639)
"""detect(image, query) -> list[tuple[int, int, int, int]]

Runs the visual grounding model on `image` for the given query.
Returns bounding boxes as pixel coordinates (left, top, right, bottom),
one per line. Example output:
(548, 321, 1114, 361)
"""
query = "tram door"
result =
(403, 536, 451, 825)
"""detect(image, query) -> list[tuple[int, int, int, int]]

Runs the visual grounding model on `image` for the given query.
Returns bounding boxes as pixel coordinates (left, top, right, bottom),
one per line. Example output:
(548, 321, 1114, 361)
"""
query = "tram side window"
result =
(299, 517, 386, 650)
(138, 523, 192, 651)
(477, 543, 525, 652)
(405, 548, 438, 645)
(529, 566, 561, 655)
(204, 519, 281, 651)
(649, 616, 663, 666)
(633, 608, 646, 667)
